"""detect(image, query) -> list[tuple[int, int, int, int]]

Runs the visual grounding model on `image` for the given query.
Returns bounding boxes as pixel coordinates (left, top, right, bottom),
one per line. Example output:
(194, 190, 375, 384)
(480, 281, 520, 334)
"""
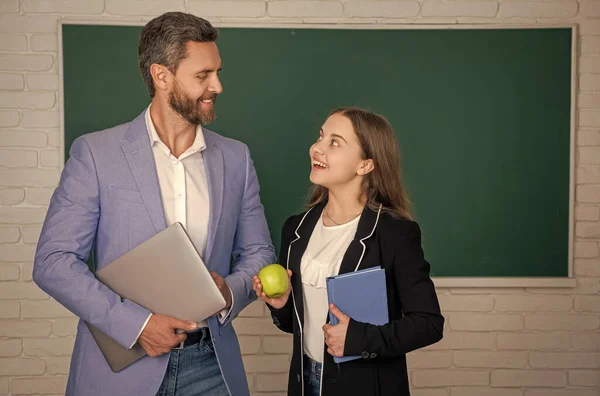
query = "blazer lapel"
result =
(287, 202, 381, 330)
(287, 202, 325, 326)
(202, 140, 224, 263)
(337, 205, 380, 275)
(122, 112, 167, 234)
(287, 203, 381, 277)
(288, 202, 324, 275)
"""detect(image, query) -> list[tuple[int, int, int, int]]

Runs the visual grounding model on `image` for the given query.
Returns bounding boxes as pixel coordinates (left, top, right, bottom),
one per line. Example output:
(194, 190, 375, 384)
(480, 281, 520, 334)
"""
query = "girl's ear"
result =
(358, 159, 374, 176)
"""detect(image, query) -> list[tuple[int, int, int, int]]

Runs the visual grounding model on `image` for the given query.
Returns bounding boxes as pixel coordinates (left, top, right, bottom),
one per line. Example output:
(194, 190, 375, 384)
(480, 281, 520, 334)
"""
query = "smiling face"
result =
(309, 113, 373, 190)
(167, 41, 223, 125)
(306, 107, 413, 221)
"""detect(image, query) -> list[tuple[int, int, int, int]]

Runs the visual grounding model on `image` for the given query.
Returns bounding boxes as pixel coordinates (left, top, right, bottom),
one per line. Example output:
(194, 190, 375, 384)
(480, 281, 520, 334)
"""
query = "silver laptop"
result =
(86, 222, 226, 372)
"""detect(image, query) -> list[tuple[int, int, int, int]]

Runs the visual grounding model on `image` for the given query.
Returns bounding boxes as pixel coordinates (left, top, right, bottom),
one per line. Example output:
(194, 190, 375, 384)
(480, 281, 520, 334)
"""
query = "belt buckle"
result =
(173, 340, 185, 350)
(173, 330, 186, 350)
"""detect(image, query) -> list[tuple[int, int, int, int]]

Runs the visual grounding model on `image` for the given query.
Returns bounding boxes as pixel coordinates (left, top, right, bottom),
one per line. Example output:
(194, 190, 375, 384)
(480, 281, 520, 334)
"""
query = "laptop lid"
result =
(87, 222, 226, 372)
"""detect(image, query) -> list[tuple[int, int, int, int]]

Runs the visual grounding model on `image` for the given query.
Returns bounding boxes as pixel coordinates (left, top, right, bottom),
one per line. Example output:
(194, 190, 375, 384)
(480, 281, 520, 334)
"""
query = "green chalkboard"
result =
(62, 24, 573, 277)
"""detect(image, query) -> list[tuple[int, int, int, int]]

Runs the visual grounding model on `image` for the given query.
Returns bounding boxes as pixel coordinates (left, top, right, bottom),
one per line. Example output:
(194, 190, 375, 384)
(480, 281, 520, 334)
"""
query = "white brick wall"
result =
(344, 2, 420, 18)
(0, 1, 598, 396)
(188, 1, 266, 18)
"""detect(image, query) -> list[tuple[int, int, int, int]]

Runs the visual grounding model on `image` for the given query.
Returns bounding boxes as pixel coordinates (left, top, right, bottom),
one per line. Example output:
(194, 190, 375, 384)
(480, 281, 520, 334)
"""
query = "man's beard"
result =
(168, 82, 217, 125)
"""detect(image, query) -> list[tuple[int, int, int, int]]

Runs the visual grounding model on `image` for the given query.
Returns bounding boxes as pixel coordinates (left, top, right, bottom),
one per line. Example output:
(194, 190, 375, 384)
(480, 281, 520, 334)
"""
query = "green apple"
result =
(258, 264, 288, 298)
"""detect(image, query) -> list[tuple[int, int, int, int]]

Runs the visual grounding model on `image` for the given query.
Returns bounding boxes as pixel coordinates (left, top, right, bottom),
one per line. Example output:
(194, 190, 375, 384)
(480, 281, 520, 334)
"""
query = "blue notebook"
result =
(326, 266, 389, 363)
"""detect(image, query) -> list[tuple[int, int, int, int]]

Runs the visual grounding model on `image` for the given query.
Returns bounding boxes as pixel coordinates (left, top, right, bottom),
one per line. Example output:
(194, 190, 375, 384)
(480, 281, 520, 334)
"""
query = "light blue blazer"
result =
(34, 110, 275, 395)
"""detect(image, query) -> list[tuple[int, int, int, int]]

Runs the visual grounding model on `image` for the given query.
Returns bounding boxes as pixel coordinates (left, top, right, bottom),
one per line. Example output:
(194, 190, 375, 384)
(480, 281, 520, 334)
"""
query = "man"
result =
(33, 12, 274, 396)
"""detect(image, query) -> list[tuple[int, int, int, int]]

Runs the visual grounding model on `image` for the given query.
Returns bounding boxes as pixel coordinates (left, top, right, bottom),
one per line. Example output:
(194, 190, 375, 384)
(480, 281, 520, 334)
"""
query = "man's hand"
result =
(210, 272, 232, 314)
(138, 314, 197, 357)
(323, 304, 350, 357)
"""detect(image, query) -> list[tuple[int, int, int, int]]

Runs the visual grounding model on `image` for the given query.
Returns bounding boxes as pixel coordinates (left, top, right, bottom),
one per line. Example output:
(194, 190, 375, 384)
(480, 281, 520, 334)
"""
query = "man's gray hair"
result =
(138, 12, 218, 97)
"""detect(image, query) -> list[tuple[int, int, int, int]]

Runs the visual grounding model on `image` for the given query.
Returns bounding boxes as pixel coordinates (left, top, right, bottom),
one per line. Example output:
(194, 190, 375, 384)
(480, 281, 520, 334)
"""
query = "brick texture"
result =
(0, 1, 598, 395)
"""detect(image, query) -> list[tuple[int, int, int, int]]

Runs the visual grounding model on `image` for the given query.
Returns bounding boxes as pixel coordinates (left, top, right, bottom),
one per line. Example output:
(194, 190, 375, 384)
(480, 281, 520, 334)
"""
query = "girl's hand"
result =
(252, 269, 293, 309)
(323, 304, 350, 357)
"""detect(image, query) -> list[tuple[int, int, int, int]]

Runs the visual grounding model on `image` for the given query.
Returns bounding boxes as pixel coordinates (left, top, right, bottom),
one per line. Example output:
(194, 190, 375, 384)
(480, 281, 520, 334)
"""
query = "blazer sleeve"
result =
(222, 144, 276, 326)
(33, 136, 151, 349)
(344, 221, 444, 359)
(266, 216, 295, 334)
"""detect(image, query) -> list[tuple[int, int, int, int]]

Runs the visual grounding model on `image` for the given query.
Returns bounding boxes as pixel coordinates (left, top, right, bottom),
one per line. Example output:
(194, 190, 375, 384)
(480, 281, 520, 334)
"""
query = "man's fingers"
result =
(169, 317, 198, 332)
(211, 272, 225, 289)
(175, 332, 187, 344)
(140, 341, 162, 357)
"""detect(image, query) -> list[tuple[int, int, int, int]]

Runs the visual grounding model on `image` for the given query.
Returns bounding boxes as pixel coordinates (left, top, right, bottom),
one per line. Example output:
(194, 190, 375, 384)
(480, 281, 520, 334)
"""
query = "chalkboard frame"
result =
(58, 20, 577, 288)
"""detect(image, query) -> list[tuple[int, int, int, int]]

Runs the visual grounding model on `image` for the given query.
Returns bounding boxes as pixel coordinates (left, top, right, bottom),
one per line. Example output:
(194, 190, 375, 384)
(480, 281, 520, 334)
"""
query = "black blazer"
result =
(268, 201, 444, 396)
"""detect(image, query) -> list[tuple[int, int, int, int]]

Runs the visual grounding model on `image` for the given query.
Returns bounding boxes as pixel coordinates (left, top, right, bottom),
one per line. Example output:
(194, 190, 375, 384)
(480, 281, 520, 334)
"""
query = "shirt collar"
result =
(145, 105, 207, 157)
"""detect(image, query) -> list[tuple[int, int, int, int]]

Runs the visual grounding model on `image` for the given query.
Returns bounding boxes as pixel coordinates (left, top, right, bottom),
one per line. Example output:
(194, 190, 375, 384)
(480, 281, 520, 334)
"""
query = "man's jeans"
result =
(156, 328, 228, 396)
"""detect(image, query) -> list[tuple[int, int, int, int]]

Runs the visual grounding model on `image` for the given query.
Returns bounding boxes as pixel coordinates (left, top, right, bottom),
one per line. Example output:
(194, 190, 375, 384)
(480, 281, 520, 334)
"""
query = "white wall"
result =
(0, 0, 599, 395)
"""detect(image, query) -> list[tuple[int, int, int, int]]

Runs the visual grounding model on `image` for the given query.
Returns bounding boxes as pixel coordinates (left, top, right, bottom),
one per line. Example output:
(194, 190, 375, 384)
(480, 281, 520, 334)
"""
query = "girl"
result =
(252, 108, 444, 396)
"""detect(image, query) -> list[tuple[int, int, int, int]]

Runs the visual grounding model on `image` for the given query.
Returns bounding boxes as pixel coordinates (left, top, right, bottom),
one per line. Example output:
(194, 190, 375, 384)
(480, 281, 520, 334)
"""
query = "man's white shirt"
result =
(129, 106, 233, 348)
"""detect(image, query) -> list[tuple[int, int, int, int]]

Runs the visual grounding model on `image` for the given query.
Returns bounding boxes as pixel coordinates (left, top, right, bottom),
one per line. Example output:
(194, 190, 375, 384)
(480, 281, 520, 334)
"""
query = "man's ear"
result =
(358, 159, 374, 176)
(150, 64, 171, 93)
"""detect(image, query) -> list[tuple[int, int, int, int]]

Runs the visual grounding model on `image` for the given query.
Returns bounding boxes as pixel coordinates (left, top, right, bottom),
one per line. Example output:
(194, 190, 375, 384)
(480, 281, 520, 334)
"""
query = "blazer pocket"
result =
(108, 185, 144, 204)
